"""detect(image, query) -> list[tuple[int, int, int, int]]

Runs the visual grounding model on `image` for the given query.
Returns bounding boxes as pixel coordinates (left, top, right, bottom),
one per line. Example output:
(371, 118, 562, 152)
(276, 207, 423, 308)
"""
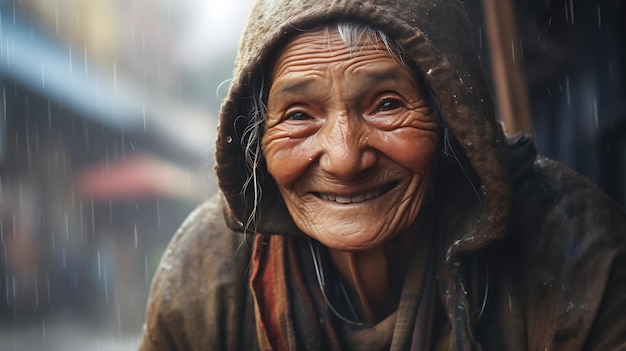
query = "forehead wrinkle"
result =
(273, 79, 314, 97)
(273, 47, 351, 78)
(354, 66, 417, 89)
(272, 28, 394, 76)
(270, 30, 414, 104)
(270, 66, 329, 98)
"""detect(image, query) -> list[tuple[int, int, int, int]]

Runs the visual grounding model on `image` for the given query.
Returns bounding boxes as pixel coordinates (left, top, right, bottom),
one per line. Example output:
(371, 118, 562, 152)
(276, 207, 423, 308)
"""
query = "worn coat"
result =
(139, 0, 626, 349)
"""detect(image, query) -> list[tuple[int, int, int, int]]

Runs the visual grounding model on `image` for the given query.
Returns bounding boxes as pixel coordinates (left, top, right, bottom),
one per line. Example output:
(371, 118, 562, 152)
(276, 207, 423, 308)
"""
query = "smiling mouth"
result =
(316, 183, 397, 204)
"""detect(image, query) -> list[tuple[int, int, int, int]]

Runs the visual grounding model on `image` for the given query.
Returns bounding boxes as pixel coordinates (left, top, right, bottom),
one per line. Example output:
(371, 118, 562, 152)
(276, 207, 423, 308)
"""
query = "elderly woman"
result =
(139, 0, 626, 350)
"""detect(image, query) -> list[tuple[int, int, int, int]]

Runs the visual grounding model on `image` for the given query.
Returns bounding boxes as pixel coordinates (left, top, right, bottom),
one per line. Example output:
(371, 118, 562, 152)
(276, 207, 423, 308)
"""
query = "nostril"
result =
(361, 148, 378, 168)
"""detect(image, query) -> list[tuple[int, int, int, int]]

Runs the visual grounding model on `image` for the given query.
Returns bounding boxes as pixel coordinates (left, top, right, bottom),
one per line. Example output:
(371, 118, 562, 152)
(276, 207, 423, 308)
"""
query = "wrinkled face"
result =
(261, 29, 438, 251)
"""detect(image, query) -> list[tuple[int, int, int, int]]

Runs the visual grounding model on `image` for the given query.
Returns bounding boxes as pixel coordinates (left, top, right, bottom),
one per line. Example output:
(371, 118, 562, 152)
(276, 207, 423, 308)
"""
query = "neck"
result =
(327, 224, 420, 323)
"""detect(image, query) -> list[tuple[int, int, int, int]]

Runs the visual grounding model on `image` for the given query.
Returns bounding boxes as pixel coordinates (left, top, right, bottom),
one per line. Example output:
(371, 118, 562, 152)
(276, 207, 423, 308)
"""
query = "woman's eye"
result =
(288, 111, 311, 120)
(377, 98, 402, 112)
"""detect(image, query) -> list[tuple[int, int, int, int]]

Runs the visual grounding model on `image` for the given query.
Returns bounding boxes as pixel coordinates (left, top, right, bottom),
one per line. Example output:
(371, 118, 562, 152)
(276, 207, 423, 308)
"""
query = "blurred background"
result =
(0, 0, 253, 349)
(0, 0, 624, 350)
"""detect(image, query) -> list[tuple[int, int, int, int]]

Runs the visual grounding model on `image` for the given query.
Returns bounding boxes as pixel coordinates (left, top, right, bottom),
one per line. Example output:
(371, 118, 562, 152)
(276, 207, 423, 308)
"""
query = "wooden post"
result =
(482, 0, 534, 136)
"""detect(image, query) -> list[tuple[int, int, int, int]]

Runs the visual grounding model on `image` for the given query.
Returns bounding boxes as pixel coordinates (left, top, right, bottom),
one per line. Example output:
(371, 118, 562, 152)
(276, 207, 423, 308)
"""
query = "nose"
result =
(318, 113, 377, 179)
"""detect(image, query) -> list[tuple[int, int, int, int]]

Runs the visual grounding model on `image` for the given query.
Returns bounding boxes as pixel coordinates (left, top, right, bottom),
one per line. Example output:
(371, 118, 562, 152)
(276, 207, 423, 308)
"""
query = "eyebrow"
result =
(274, 79, 315, 96)
(358, 68, 413, 86)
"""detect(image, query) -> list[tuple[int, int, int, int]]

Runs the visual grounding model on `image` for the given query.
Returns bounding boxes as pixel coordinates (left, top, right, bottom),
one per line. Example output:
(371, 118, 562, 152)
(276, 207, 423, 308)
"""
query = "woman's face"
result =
(262, 28, 438, 251)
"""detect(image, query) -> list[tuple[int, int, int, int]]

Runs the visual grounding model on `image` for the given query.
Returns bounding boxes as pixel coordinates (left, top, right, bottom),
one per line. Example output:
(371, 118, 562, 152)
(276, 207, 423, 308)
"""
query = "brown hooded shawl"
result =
(139, 0, 626, 350)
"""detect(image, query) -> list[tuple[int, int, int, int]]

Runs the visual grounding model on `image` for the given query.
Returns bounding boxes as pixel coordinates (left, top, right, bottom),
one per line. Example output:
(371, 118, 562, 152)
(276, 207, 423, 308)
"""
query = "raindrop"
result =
(12, 212, 16, 240)
(157, 200, 161, 228)
(3, 88, 7, 125)
(103, 264, 109, 305)
(41, 64, 45, 88)
(42, 317, 46, 339)
(142, 105, 147, 131)
(46, 274, 50, 303)
(69, 43, 73, 76)
(144, 252, 149, 286)
(134, 224, 138, 248)
(116, 300, 122, 338)
(65, 213, 70, 240)
(5, 274, 9, 305)
(54, 1, 59, 35)
(108, 198, 113, 222)
(34, 274, 39, 309)
(565, 75, 571, 106)
(83, 44, 89, 76)
(91, 198, 95, 238)
(113, 61, 118, 89)
(593, 96, 598, 128)
(597, 5, 602, 28)
(97, 249, 102, 280)
(569, 0, 575, 25)
(79, 200, 84, 239)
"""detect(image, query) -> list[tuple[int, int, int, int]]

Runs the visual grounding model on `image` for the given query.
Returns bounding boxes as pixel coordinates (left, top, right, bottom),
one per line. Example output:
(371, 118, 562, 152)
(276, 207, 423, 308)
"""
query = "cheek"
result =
(376, 129, 438, 174)
(262, 133, 318, 186)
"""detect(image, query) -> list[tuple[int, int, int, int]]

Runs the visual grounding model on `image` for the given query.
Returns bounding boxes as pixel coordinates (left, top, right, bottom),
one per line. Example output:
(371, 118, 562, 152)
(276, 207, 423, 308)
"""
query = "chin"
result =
(305, 223, 402, 252)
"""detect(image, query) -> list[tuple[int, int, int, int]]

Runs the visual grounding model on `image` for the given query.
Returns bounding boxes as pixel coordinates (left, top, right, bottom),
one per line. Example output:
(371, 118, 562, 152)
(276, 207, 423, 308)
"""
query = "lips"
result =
(317, 183, 396, 204)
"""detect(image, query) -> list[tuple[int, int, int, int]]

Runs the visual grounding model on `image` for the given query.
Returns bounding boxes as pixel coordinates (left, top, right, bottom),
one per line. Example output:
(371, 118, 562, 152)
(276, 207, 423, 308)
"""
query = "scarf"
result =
(249, 230, 444, 350)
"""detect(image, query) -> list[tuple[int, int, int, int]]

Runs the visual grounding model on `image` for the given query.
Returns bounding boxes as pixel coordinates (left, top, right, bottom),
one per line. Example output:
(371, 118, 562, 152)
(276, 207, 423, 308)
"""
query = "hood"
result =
(215, 0, 512, 255)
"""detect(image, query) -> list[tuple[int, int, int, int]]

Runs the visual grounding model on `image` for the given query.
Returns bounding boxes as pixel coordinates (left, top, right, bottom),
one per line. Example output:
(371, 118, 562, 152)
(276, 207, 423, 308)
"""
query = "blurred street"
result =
(0, 319, 140, 351)
(0, 2, 253, 350)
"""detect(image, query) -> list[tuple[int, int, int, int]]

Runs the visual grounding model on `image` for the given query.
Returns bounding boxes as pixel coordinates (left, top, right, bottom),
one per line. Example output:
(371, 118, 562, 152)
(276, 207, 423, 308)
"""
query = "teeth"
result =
(320, 188, 383, 204)
(335, 196, 351, 204)
(351, 194, 365, 202)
